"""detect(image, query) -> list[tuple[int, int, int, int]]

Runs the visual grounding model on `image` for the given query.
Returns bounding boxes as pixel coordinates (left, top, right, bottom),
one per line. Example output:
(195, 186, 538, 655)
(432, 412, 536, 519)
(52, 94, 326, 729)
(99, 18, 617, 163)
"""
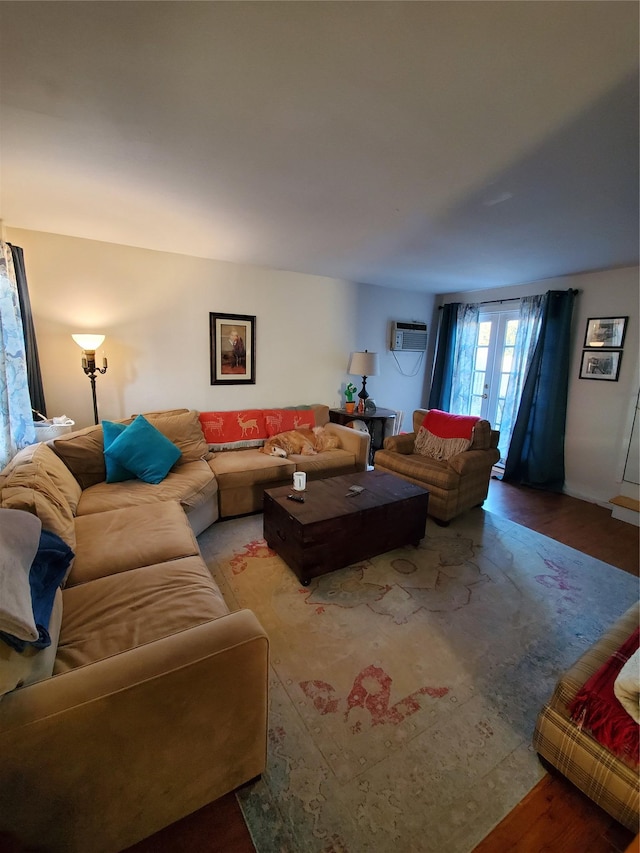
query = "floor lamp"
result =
(72, 334, 108, 425)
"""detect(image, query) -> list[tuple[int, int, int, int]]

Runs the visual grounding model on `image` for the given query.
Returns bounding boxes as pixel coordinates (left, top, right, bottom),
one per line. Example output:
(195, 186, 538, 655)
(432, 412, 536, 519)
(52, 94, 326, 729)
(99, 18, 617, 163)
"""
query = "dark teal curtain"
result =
(9, 244, 47, 417)
(503, 289, 576, 491)
(427, 303, 459, 411)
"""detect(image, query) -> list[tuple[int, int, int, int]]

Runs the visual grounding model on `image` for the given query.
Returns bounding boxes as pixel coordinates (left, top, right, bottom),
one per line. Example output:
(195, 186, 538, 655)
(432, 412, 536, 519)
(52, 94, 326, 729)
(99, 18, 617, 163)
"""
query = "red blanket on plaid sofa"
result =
(568, 628, 639, 766)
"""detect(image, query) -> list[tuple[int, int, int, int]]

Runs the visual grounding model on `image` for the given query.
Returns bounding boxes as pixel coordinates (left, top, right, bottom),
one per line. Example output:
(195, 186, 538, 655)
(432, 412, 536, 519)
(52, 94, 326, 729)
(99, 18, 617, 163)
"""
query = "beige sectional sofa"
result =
(0, 404, 368, 851)
(0, 410, 269, 852)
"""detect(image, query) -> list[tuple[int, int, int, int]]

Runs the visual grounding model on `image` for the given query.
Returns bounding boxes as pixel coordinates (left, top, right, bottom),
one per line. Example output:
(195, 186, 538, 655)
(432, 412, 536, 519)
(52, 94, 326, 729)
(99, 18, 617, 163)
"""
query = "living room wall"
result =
(435, 266, 639, 508)
(5, 228, 433, 431)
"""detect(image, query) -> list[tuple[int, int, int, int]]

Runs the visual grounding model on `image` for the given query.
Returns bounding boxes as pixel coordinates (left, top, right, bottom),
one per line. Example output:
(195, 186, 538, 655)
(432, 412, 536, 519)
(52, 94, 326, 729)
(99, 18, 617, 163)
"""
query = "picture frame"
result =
(583, 316, 628, 349)
(579, 350, 622, 382)
(209, 312, 256, 385)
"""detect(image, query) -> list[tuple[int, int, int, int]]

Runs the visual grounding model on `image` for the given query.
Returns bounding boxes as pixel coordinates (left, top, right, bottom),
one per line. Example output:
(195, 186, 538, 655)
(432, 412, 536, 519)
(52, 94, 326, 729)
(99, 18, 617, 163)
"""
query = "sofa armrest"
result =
(382, 433, 416, 454)
(324, 422, 370, 470)
(448, 447, 500, 475)
(0, 610, 269, 852)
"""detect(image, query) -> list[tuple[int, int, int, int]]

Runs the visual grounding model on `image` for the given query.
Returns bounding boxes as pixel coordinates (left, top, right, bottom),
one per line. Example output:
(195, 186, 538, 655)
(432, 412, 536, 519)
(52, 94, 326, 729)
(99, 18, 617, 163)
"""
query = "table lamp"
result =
(347, 350, 379, 404)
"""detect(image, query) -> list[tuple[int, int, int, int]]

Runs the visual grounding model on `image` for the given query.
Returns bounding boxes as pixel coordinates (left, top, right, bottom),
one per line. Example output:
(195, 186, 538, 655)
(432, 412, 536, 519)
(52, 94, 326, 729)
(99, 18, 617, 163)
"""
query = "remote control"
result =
(287, 493, 305, 503)
(346, 485, 365, 496)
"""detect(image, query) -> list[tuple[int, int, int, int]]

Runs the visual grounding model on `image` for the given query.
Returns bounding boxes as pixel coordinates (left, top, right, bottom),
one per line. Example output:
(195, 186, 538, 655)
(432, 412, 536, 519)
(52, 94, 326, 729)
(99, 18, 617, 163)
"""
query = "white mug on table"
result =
(293, 472, 306, 491)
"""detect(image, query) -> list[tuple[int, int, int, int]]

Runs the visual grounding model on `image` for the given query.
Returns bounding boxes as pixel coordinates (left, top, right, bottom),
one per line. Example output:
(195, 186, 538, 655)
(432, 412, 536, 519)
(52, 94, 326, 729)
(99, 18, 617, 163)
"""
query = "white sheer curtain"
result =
(0, 240, 35, 467)
(498, 294, 545, 460)
(449, 303, 480, 415)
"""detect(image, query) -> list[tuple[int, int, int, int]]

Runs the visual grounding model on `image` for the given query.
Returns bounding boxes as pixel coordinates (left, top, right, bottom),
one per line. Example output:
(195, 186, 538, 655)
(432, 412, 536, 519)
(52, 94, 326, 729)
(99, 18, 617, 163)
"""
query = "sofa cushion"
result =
(102, 420, 135, 483)
(141, 410, 210, 465)
(310, 404, 330, 427)
(373, 450, 460, 490)
(0, 588, 62, 698)
(209, 448, 294, 488)
(105, 415, 182, 484)
(1, 460, 76, 552)
(50, 424, 106, 489)
(291, 448, 357, 478)
(199, 409, 268, 451)
(75, 460, 218, 516)
(68, 500, 200, 586)
(55, 556, 228, 673)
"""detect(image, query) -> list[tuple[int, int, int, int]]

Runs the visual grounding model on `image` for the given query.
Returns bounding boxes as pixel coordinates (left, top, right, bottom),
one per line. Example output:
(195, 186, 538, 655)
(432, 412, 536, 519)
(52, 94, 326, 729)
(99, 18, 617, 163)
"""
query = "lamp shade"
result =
(348, 350, 379, 377)
(72, 333, 105, 351)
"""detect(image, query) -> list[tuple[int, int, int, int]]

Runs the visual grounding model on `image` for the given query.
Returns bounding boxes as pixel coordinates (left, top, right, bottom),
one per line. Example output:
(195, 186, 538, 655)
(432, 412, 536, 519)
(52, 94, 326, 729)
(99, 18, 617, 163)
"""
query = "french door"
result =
(470, 310, 519, 449)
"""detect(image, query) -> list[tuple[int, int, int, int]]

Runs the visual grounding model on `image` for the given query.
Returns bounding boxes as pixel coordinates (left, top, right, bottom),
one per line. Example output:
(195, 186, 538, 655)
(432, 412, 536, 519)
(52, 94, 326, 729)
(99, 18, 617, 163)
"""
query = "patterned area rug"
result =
(197, 508, 638, 853)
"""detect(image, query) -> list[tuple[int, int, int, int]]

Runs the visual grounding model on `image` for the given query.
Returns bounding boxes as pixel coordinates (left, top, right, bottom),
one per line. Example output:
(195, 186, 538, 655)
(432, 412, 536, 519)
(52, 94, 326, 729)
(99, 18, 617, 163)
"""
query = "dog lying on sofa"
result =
(261, 426, 339, 458)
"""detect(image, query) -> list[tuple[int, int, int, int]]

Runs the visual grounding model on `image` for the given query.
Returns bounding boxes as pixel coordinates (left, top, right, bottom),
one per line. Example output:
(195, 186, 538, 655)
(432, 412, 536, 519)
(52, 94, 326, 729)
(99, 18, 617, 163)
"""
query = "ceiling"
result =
(0, 1, 638, 295)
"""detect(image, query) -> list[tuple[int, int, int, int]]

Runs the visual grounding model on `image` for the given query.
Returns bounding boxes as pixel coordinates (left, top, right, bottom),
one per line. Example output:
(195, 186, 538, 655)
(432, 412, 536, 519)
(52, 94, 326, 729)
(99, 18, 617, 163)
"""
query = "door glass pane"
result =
(477, 310, 520, 460)
(469, 396, 482, 417)
(502, 347, 514, 373)
(473, 373, 485, 395)
(478, 322, 492, 346)
(499, 372, 510, 398)
(505, 319, 518, 346)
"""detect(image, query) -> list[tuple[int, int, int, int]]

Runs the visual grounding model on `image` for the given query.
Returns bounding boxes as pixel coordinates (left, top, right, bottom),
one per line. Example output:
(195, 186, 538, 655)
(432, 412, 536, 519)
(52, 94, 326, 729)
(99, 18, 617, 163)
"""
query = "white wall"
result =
(354, 282, 434, 428)
(6, 228, 430, 429)
(436, 266, 639, 506)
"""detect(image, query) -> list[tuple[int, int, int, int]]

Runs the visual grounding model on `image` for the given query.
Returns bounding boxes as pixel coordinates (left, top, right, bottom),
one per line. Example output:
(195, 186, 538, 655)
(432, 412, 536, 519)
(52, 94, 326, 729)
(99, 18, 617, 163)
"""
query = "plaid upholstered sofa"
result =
(373, 408, 500, 523)
(533, 604, 639, 831)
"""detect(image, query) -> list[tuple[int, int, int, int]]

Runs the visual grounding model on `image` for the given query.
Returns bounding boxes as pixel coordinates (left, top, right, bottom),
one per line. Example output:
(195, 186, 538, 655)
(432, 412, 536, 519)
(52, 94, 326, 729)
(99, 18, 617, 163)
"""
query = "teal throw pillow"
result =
(104, 415, 182, 485)
(102, 421, 136, 483)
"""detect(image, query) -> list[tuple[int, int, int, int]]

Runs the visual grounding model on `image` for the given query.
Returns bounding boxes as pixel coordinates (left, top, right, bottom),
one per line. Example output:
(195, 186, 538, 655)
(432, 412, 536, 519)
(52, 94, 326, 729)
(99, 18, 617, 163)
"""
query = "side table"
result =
(328, 407, 397, 466)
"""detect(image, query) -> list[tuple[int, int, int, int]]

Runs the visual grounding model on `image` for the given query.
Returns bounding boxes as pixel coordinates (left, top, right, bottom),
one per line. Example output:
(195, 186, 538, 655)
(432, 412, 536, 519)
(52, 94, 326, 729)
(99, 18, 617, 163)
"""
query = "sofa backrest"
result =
(0, 443, 78, 551)
(48, 410, 211, 489)
(198, 405, 331, 451)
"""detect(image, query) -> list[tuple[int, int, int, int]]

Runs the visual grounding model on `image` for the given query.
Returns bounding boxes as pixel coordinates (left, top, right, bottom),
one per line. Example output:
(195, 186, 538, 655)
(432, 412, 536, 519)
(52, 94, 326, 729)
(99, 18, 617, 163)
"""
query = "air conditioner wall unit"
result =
(390, 321, 428, 352)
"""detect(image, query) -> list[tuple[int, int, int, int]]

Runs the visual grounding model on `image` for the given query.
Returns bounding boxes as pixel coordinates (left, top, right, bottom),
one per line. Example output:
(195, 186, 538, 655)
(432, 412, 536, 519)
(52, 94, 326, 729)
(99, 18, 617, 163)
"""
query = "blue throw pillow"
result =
(104, 415, 182, 485)
(0, 529, 74, 653)
(102, 420, 136, 483)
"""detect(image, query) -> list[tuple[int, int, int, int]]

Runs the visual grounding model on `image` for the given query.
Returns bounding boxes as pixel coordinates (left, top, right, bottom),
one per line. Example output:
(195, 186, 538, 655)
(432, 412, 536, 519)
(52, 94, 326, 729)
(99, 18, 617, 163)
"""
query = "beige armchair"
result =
(374, 408, 500, 524)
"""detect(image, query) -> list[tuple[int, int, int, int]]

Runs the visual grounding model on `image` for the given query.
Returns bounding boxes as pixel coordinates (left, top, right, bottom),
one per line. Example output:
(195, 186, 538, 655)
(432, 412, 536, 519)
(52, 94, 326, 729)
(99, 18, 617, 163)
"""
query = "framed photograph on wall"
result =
(583, 316, 628, 349)
(579, 350, 622, 382)
(210, 312, 256, 385)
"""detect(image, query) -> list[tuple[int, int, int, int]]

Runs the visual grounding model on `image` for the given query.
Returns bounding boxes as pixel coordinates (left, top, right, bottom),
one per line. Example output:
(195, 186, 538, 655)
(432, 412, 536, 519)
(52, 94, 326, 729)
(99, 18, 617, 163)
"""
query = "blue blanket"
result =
(0, 529, 74, 652)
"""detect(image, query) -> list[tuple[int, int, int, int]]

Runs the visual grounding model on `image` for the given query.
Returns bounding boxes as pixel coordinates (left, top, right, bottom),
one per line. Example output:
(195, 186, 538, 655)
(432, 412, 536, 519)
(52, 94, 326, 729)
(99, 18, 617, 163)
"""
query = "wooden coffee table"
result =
(263, 470, 429, 585)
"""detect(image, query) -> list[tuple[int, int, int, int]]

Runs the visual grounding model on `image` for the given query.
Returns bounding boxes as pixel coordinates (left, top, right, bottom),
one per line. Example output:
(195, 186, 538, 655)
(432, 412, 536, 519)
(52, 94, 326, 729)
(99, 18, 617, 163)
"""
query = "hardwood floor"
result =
(485, 476, 639, 577)
(124, 481, 639, 853)
(473, 480, 638, 853)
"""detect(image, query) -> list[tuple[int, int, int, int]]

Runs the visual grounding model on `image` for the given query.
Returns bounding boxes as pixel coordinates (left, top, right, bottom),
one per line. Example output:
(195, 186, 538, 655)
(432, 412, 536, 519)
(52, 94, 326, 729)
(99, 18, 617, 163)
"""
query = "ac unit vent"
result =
(390, 321, 428, 352)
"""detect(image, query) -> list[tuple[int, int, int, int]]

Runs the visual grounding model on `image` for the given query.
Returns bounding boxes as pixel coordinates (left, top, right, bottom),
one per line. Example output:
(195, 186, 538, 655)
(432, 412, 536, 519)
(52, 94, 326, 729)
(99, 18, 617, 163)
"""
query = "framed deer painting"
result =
(210, 312, 256, 385)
